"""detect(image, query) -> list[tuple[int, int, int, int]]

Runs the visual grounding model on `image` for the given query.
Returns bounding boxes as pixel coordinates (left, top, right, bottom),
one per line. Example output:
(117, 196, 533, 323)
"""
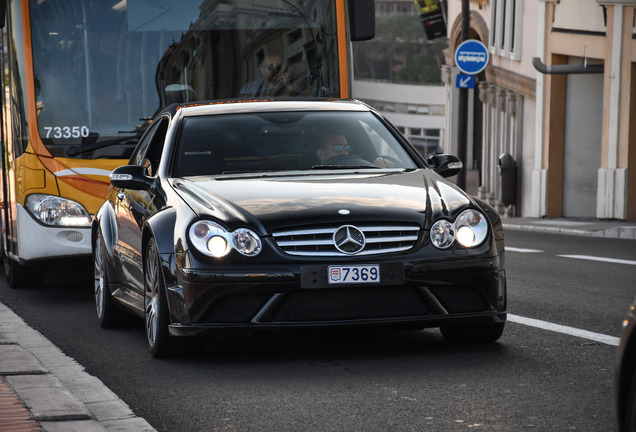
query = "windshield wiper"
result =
(67, 136, 139, 156)
(311, 165, 381, 170)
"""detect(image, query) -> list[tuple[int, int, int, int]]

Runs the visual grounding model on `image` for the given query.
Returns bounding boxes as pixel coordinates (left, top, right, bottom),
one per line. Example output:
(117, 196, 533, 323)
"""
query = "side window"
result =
(143, 119, 169, 177)
(8, 0, 29, 157)
(130, 117, 169, 176)
(358, 119, 418, 169)
(361, 121, 395, 158)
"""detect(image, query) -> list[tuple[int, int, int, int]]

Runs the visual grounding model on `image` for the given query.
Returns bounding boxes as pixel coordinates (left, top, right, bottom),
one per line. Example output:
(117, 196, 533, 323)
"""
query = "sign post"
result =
(455, 0, 471, 190)
(455, 74, 475, 89)
(454, 36, 488, 190)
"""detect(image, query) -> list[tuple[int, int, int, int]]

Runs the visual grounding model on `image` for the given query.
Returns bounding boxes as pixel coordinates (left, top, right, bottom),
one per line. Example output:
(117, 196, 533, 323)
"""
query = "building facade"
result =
(444, 0, 636, 221)
(353, 80, 446, 160)
(375, 0, 419, 15)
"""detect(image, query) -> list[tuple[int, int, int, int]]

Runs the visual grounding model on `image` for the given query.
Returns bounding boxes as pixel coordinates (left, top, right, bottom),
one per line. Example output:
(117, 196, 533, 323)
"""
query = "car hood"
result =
(170, 169, 473, 233)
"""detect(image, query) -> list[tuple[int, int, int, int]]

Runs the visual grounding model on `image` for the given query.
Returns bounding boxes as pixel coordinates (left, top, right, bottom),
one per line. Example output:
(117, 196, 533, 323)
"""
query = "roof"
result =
(174, 98, 373, 117)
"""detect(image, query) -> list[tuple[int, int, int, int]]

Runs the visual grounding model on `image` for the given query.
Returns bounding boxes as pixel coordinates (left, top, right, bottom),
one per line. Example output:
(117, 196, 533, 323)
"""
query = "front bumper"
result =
(16, 204, 91, 262)
(165, 257, 507, 337)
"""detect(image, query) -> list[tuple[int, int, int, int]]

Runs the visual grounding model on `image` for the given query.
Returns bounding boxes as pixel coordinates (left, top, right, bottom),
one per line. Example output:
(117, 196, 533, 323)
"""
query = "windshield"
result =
(172, 111, 419, 177)
(29, 0, 340, 159)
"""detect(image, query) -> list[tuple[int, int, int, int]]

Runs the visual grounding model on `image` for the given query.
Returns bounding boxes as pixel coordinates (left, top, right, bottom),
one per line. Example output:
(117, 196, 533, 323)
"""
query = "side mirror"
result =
(428, 154, 463, 178)
(348, 0, 375, 41)
(109, 165, 153, 191)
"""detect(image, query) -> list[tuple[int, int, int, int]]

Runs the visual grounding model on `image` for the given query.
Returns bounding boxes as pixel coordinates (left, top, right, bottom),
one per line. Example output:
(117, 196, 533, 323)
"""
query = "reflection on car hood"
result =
(170, 169, 472, 232)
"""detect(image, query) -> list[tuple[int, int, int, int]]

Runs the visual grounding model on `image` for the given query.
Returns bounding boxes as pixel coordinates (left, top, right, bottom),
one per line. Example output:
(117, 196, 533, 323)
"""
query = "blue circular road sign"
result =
(454, 39, 489, 75)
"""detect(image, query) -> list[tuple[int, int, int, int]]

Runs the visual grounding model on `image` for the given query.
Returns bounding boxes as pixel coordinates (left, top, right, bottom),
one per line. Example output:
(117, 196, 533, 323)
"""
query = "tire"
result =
(2, 241, 45, 289)
(144, 238, 173, 357)
(440, 322, 505, 344)
(624, 368, 636, 432)
(93, 231, 123, 328)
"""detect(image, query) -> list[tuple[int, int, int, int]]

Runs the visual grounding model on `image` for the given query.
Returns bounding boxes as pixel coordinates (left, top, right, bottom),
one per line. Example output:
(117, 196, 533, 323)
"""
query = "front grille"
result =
(429, 286, 491, 313)
(272, 223, 420, 257)
(274, 286, 430, 322)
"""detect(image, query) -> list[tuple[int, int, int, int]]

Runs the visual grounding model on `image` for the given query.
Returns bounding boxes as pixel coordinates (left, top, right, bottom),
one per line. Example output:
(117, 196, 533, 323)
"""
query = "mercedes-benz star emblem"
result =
(333, 225, 365, 254)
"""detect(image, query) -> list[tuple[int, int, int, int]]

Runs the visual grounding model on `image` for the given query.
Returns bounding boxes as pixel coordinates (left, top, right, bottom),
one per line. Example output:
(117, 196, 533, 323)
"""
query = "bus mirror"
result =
(348, 0, 375, 41)
(0, 1, 5, 29)
(109, 165, 153, 191)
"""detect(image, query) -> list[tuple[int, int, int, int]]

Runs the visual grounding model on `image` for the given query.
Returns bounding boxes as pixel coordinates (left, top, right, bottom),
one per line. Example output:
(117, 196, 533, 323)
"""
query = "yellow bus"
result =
(0, 0, 374, 287)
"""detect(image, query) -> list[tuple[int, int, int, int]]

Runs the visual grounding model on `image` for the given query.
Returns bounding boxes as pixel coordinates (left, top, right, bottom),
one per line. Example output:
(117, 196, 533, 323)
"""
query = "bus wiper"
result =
(67, 136, 139, 156)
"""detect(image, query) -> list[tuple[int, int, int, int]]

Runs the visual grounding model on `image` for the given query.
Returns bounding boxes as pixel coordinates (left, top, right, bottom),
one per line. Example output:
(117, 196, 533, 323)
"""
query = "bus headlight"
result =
(25, 194, 91, 227)
(189, 221, 262, 258)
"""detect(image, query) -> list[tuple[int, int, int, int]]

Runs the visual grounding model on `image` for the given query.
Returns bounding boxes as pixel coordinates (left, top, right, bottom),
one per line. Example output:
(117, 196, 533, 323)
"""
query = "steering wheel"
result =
(321, 154, 376, 167)
(373, 155, 403, 168)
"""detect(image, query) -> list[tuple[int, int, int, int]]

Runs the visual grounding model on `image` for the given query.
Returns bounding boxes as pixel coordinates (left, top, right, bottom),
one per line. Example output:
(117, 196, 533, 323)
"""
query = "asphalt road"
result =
(0, 230, 634, 432)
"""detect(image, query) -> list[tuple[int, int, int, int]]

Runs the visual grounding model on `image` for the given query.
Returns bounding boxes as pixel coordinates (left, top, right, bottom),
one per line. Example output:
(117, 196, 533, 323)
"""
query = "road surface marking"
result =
(506, 247, 544, 253)
(508, 314, 620, 346)
(558, 254, 636, 266)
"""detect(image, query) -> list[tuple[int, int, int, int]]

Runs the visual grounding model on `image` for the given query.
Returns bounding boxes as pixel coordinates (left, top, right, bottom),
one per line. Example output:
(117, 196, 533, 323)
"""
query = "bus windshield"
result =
(29, 0, 340, 159)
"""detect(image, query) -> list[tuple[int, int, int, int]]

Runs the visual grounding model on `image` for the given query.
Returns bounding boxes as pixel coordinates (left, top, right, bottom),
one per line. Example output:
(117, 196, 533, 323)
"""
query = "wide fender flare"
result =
(92, 201, 118, 280)
(142, 207, 178, 284)
(471, 196, 505, 264)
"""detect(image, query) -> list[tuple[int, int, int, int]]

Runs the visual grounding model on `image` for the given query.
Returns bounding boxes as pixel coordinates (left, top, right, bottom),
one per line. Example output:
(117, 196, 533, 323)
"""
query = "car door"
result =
(113, 117, 169, 294)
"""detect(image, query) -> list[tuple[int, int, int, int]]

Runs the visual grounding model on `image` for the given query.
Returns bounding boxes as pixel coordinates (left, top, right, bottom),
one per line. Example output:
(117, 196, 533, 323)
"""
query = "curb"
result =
(0, 301, 156, 432)
(501, 219, 636, 240)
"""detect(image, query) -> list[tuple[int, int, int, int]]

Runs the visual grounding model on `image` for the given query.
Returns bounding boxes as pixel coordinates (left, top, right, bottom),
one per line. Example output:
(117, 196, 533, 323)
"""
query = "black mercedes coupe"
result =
(92, 99, 507, 357)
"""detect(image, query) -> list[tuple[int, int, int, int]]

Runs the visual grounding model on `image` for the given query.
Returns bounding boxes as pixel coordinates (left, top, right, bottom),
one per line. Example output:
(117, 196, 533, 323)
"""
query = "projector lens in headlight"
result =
(232, 229, 262, 256)
(455, 209, 488, 248)
(207, 235, 231, 257)
(430, 220, 455, 249)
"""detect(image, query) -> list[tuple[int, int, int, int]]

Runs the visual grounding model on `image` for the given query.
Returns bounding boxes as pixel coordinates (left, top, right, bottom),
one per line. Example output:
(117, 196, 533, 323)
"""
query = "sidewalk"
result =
(501, 216, 636, 240)
(0, 301, 156, 432)
(1, 217, 635, 432)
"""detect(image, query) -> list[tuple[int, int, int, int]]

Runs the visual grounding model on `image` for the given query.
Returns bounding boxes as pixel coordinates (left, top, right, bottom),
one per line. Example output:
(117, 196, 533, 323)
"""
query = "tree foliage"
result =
(352, 14, 448, 84)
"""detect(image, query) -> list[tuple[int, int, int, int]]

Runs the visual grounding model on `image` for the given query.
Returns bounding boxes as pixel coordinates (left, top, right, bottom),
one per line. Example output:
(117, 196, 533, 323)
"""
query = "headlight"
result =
(430, 220, 455, 249)
(189, 221, 262, 258)
(25, 194, 91, 227)
(232, 229, 262, 256)
(430, 209, 488, 249)
(455, 209, 488, 248)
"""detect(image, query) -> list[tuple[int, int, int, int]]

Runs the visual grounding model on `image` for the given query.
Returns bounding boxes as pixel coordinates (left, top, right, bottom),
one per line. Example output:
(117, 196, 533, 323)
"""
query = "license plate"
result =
(328, 264, 380, 284)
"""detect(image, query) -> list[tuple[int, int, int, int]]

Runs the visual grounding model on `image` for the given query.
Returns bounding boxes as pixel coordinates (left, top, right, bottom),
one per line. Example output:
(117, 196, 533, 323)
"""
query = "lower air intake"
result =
(274, 286, 430, 322)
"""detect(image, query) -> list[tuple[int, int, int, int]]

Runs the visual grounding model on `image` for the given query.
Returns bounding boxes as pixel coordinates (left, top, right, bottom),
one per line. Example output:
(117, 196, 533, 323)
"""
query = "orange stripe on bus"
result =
(20, 1, 50, 157)
(336, 0, 349, 98)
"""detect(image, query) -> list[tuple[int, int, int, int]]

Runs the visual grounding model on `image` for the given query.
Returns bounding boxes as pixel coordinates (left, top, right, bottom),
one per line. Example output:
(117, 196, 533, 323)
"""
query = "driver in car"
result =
(316, 133, 351, 164)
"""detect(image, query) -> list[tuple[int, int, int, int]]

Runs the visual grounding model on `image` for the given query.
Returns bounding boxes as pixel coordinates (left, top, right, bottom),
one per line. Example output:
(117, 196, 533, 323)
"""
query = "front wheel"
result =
(93, 230, 122, 328)
(1, 241, 44, 289)
(144, 238, 173, 357)
(440, 322, 505, 344)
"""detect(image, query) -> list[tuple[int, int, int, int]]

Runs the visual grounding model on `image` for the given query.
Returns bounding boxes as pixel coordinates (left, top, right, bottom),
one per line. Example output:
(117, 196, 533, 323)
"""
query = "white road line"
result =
(558, 254, 636, 266)
(506, 247, 544, 253)
(508, 314, 620, 346)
